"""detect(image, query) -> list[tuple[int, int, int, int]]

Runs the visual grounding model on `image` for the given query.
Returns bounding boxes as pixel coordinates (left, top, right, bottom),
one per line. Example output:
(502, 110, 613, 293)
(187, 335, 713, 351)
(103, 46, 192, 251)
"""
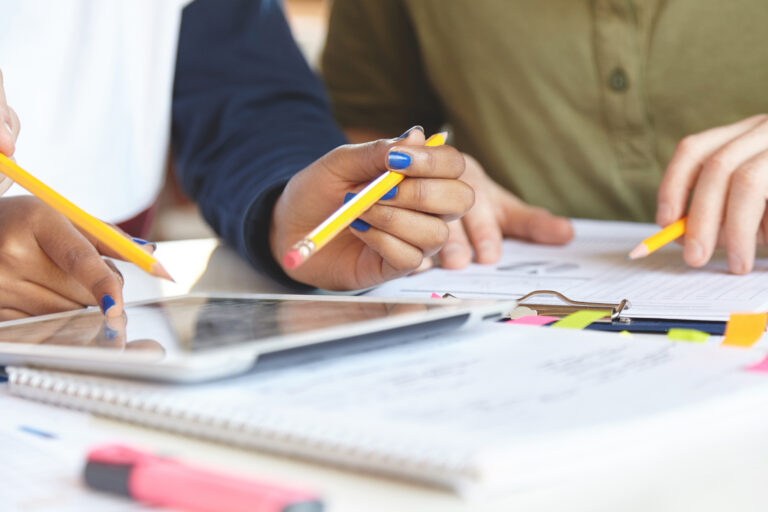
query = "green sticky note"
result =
(551, 310, 610, 329)
(667, 328, 709, 343)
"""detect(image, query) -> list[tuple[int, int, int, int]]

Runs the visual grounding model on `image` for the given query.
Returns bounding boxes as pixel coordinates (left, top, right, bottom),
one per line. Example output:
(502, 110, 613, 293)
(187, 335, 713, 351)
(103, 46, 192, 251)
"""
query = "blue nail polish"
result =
(132, 237, 151, 246)
(105, 326, 118, 340)
(388, 151, 411, 170)
(350, 219, 371, 232)
(381, 186, 397, 200)
(395, 125, 424, 140)
(100, 295, 115, 314)
(343, 193, 371, 231)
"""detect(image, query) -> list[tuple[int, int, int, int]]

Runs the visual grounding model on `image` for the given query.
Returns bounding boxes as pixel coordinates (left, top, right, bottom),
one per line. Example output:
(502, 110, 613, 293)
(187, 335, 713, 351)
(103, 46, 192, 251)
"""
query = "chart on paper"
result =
(365, 220, 768, 320)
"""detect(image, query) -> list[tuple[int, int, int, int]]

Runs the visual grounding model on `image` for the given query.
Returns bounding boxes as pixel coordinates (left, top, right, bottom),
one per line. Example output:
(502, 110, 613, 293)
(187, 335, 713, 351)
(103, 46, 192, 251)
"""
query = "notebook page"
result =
(365, 219, 768, 320)
(13, 323, 768, 492)
(0, 391, 153, 511)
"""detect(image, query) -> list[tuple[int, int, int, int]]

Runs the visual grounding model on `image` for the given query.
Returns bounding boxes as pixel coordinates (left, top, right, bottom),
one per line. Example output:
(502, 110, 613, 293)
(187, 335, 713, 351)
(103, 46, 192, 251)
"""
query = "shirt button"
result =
(608, 68, 629, 92)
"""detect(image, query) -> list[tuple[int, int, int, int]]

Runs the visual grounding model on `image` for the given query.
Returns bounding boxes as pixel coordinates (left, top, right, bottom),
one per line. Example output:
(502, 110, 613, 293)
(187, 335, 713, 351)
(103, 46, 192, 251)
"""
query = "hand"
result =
(657, 114, 768, 274)
(438, 153, 574, 269)
(269, 127, 474, 290)
(0, 196, 149, 320)
(0, 69, 21, 195)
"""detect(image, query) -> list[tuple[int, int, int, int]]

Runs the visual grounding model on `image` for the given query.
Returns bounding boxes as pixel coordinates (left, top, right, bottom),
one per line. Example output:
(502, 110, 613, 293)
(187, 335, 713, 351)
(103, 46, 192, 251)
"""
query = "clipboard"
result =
(514, 290, 727, 335)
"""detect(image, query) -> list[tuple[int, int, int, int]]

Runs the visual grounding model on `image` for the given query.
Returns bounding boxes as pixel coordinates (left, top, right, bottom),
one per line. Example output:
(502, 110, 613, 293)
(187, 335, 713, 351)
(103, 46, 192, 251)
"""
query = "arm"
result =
(171, 0, 347, 286)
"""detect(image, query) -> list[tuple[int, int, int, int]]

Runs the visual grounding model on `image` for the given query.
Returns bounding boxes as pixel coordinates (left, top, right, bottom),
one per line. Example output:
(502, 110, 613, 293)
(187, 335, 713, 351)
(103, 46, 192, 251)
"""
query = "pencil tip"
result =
(151, 262, 175, 282)
(627, 244, 649, 260)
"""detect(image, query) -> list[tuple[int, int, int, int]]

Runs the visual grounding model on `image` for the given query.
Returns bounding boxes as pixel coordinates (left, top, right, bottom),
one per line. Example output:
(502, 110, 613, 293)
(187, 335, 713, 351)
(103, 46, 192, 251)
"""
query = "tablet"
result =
(0, 294, 514, 382)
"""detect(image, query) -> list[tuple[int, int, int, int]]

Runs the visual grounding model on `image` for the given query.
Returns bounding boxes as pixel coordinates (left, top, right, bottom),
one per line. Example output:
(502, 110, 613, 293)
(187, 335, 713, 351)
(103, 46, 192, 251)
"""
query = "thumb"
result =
(497, 192, 574, 245)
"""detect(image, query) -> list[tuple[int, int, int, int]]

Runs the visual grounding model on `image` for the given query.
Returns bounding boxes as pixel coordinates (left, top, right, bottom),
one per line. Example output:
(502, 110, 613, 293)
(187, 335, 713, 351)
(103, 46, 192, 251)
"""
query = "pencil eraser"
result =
(283, 249, 303, 270)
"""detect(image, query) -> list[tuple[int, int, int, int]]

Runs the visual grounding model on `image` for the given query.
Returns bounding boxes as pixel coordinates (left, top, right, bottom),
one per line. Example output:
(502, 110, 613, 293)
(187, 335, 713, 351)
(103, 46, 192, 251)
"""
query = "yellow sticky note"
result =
(551, 310, 610, 329)
(722, 313, 768, 348)
(619, 330, 632, 338)
(667, 328, 709, 343)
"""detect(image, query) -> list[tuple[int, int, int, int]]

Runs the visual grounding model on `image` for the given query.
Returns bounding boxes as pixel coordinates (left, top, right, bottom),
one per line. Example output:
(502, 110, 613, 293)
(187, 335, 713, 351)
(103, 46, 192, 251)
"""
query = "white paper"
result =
(14, 324, 768, 492)
(0, 389, 153, 511)
(365, 219, 768, 320)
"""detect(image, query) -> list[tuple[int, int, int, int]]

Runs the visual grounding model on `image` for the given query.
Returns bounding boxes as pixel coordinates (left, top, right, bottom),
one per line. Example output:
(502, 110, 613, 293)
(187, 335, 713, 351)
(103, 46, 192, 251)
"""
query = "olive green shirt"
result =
(322, 0, 768, 221)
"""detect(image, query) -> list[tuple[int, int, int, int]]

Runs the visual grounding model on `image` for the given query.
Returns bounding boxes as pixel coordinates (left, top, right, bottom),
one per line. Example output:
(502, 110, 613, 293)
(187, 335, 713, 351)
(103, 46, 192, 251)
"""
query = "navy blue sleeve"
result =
(171, 0, 347, 287)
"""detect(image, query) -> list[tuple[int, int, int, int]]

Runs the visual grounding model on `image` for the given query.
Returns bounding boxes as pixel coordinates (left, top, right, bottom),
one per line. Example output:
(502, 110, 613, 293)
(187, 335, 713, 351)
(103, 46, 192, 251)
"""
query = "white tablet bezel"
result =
(0, 293, 515, 382)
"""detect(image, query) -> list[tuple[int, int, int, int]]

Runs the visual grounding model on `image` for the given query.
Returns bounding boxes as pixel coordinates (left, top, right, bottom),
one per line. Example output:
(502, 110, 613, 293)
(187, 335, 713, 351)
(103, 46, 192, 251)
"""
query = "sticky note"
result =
(507, 315, 559, 326)
(745, 354, 768, 373)
(619, 330, 632, 338)
(721, 312, 768, 348)
(667, 328, 709, 343)
(430, 293, 442, 299)
(551, 310, 610, 329)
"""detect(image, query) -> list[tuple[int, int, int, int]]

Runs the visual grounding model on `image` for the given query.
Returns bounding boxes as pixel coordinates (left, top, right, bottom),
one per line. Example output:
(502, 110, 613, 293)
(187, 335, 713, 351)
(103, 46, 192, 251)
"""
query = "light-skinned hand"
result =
(0, 196, 151, 320)
(657, 114, 768, 274)
(438, 153, 573, 269)
(269, 127, 474, 290)
(0, 69, 21, 195)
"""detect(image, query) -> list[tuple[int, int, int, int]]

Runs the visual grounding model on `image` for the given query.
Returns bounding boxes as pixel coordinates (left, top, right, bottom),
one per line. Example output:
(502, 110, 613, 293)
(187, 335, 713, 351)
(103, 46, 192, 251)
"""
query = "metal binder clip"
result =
(515, 290, 630, 322)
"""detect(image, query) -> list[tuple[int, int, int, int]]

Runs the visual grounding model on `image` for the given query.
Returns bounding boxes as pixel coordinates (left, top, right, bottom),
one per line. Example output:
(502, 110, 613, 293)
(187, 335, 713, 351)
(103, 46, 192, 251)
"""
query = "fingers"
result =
(459, 192, 503, 264)
(497, 192, 574, 245)
(681, 117, 768, 267)
(349, 226, 425, 282)
(324, 128, 464, 183)
(0, 308, 29, 321)
(0, 69, 17, 156)
(77, 222, 155, 260)
(358, 204, 449, 257)
(657, 114, 768, 226)
(439, 220, 473, 269)
(35, 215, 125, 317)
(380, 178, 474, 220)
(722, 150, 768, 274)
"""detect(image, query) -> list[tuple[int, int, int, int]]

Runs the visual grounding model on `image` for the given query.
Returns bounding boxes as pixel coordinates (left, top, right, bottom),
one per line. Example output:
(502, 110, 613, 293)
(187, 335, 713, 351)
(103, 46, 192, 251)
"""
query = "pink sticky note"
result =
(430, 293, 442, 299)
(745, 354, 768, 373)
(507, 315, 559, 326)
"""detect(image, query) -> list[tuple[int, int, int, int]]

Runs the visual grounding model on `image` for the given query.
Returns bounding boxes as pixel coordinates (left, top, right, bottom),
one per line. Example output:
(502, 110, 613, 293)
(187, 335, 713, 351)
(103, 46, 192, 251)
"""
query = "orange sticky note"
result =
(721, 312, 768, 348)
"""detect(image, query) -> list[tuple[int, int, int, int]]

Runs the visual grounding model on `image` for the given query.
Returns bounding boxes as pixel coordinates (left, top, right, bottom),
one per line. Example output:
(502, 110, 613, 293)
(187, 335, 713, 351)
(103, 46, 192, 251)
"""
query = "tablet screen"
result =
(0, 296, 449, 356)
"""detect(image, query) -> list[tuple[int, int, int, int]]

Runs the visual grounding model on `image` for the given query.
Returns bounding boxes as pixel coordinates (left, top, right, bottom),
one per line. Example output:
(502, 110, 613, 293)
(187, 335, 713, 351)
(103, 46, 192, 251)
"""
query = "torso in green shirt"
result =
(322, 0, 768, 221)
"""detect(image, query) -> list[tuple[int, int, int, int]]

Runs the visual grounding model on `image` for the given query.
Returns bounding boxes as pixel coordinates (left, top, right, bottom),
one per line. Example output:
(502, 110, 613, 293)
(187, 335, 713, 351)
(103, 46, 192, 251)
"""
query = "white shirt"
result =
(0, 0, 188, 222)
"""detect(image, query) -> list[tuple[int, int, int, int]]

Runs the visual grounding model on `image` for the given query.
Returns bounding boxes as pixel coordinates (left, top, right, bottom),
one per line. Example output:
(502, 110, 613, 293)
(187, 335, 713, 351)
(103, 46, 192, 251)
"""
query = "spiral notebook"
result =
(8, 323, 768, 496)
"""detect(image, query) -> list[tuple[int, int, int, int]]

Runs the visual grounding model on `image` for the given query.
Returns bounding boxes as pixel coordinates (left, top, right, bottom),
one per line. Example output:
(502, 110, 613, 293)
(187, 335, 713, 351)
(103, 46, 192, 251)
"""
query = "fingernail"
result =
(343, 193, 371, 231)
(381, 186, 397, 200)
(105, 326, 118, 340)
(685, 239, 704, 264)
(350, 219, 370, 232)
(728, 253, 745, 274)
(100, 295, 116, 315)
(132, 237, 157, 250)
(388, 151, 411, 170)
(657, 203, 672, 224)
(395, 125, 424, 140)
(5, 122, 12, 136)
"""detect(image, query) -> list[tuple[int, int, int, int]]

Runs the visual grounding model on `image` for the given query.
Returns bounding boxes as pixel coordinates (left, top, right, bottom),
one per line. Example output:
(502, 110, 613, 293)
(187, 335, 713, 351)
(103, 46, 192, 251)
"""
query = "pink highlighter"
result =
(84, 444, 323, 512)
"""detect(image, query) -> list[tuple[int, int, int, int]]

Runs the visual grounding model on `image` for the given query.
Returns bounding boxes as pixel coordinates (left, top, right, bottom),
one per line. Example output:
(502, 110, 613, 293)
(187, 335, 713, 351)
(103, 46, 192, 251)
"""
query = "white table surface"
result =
(5, 239, 767, 512)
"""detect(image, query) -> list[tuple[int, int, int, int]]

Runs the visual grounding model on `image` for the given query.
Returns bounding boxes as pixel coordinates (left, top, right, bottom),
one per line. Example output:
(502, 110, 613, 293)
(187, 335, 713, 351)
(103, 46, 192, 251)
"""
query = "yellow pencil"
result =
(628, 217, 687, 260)
(283, 132, 447, 269)
(0, 154, 172, 280)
